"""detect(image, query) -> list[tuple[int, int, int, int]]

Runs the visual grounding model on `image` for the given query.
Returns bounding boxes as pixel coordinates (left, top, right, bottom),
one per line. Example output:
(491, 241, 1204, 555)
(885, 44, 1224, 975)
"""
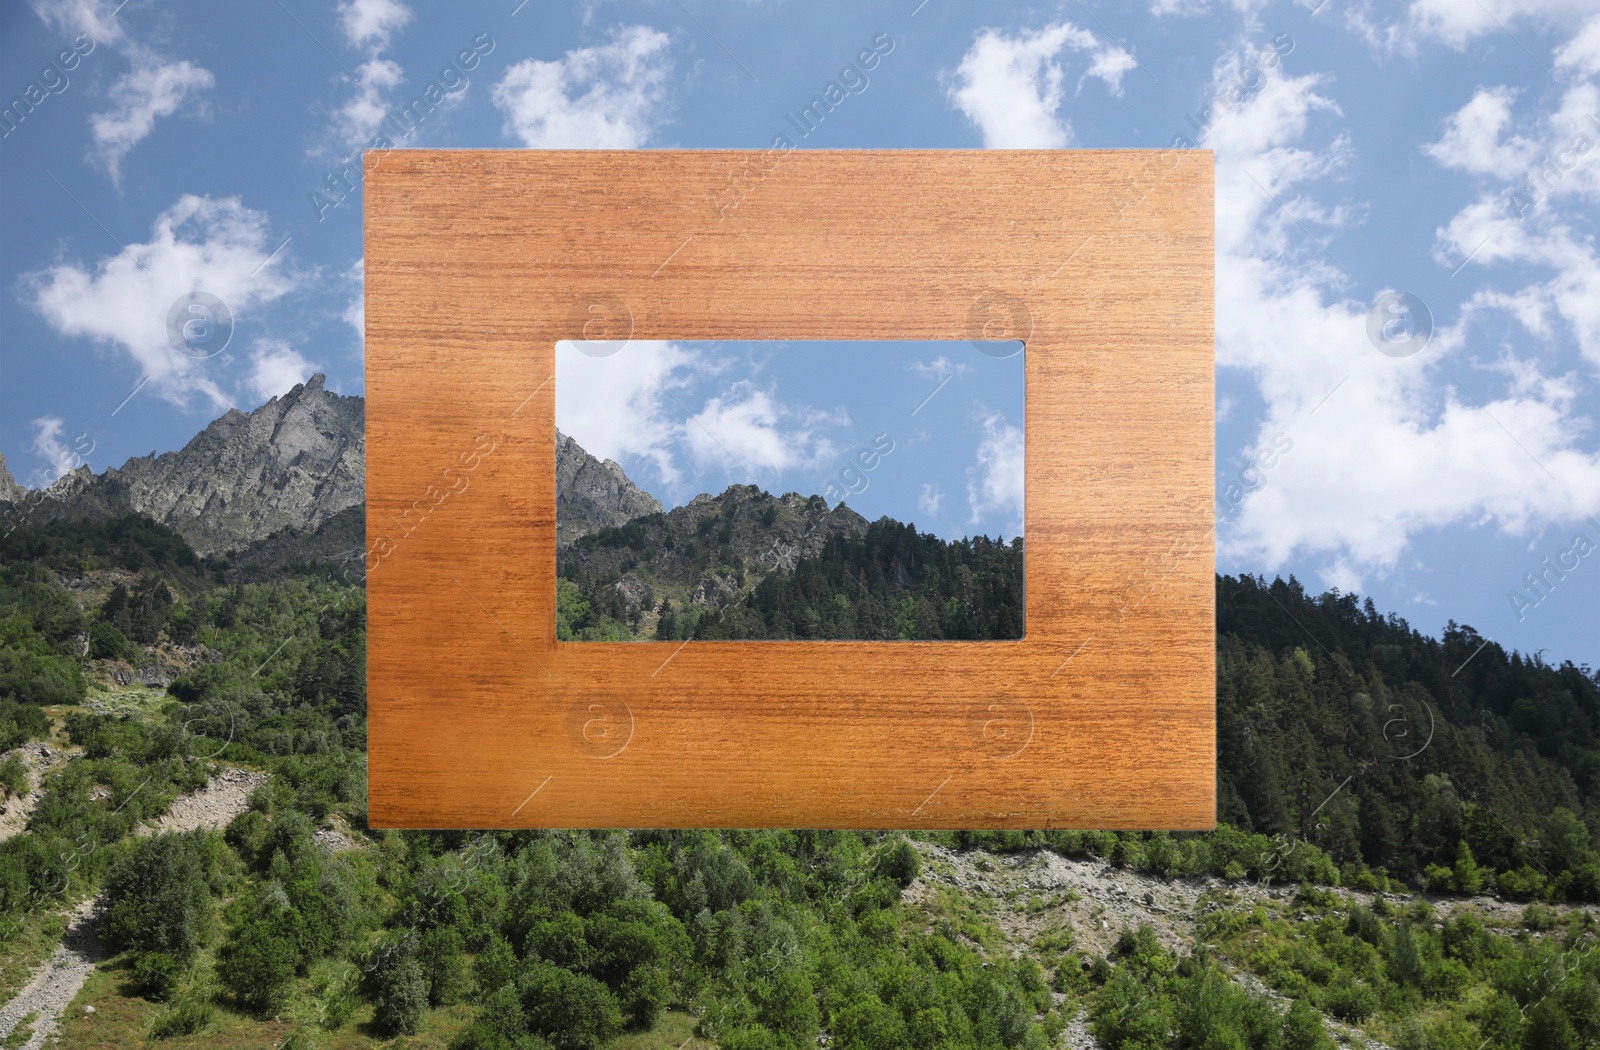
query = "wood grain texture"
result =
(364, 149, 1214, 830)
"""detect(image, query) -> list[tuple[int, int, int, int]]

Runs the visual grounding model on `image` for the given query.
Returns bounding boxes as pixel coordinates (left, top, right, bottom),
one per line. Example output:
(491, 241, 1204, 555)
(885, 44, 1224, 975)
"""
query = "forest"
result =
(1, 512, 1599, 1048)
(558, 517, 1025, 642)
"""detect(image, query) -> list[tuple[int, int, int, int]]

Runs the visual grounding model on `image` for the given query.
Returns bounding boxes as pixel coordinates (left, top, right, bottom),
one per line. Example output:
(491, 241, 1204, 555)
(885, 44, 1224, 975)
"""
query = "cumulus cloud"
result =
(30, 1, 213, 183)
(246, 341, 320, 404)
(685, 383, 842, 482)
(1423, 87, 1536, 179)
(1556, 14, 1600, 76)
(918, 483, 944, 517)
(1196, 49, 1600, 589)
(556, 339, 699, 486)
(325, 0, 413, 152)
(947, 22, 1136, 148)
(493, 25, 672, 147)
(339, 0, 411, 50)
(1426, 81, 1600, 366)
(91, 54, 214, 187)
(966, 414, 1024, 534)
(1403, 0, 1596, 49)
(25, 194, 297, 410)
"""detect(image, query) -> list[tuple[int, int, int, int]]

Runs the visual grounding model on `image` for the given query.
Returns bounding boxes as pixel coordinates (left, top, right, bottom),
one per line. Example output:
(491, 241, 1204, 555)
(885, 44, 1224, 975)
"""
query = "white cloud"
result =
(319, 0, 414, 153)
(339, 0, 411, 50)
(31, 2, 212, 184)
(1196, 52, 1600, 587)
(245, 340, 320, 404)
(966, 414, 1024, 534)
(333, 57, 405, 151)
(1427, 81, 1600, 366)
(910, 356, 970, 381)
(685, 382, 842, 481)
(556, 339, 698, 485)
(493, 25, 672, 148)
(90, 52, 214, 187)
(1556, 13, 1600, 76)
(1404, 0, 1596, 49)
(25, 194, 297, 410)
(28, 417, 84, 486)
(27, 0, 123, 46)
(1423, 87, 1535, 179)
(1147, 0, 1272, 16)
(918, 483, 944, 517)
(947, 22, 1136, 149)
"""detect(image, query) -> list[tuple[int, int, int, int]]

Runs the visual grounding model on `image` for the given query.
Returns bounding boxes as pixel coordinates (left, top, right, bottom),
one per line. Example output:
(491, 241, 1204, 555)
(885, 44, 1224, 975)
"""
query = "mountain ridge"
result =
(1, 380, 671, 562)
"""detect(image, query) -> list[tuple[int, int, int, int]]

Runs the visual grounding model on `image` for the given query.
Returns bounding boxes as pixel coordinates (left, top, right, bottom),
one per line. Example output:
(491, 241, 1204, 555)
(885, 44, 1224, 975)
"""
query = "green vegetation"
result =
(1, 513, 1599, 1049)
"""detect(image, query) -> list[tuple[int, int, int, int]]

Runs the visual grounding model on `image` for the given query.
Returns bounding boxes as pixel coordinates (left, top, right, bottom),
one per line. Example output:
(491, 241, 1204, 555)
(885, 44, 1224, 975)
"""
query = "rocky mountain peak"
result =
(555, 429, 664, 548)
(3, 372, 364, 556)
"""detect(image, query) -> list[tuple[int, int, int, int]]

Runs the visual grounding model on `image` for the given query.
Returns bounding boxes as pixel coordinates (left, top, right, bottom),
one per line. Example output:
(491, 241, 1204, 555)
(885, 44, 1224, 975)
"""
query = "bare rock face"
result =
(558, 483, 870, 610)
(0, 453, 25, 504)
(555, 429, 664, 548)
(11, 374, 364, 557)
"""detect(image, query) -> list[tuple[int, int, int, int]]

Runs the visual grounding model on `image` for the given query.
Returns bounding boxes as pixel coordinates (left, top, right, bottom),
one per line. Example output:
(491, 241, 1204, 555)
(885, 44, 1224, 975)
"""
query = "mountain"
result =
(554, 429, 664, 548)
(556, 483, 874, 637)
(0, 382, 667, 564)
(5, 375, 363, 557)
(0, 453, 25, 504)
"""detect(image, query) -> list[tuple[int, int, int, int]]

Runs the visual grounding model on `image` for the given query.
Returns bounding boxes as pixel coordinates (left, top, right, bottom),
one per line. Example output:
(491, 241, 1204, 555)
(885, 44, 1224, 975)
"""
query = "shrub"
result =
(519, 961, 623, 1050)
(219, 914, 299, 1014)
(367, 930, 428, 1035)
(0, 753, 27, 799)
(132, 951, 186, 1001)
(1321, 977, 1379, 1022)
(148, 996, 214, 1039)
(878, 836, 920, 888)
(102, 831, 218, 965)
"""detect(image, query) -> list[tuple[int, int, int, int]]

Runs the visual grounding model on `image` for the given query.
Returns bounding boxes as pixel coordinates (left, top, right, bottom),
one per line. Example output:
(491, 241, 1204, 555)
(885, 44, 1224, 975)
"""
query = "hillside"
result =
(1, 398, 1599, 1049)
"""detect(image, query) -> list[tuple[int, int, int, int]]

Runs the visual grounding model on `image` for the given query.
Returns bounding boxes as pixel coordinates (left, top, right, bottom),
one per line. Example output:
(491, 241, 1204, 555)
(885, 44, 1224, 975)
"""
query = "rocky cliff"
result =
(10, 374, 364, 557)
(2, 382, 717, 566)
(558, 483, 870, 615)
(0, 453, 25, 504)
(555, 430, 664, 548)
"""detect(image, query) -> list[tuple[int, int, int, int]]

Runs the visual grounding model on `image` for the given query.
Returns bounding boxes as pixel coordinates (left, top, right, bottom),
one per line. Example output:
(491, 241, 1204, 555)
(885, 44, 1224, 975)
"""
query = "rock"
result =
(556, 430, 664, 548)
(83, 1005, 94, 1014)
(557, 480, 870, 610)
(9, 373, 364, 556)
(0, 453, 26, 503)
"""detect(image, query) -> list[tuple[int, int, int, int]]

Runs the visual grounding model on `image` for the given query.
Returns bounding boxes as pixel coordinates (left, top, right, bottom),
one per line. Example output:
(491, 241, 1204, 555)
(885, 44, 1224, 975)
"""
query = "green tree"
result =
(519, 961, 623, 1050)
(102, 831, 218, 993)
(368, 929, 429, 1035)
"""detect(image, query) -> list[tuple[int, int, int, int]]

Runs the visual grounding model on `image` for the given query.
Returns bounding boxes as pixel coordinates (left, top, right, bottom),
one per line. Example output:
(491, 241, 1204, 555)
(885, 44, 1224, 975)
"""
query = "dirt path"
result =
(135, 767, 266, 837)
(0, 744, 72, 844)
(0, 767, 264, 1048)
(0, 898, 101, 1050)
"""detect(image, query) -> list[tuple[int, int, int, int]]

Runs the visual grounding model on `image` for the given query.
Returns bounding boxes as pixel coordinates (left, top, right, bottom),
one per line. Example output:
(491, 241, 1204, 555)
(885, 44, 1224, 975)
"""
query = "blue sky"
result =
(3, 0, 1599, 667)
(555, 339, 1025, 540)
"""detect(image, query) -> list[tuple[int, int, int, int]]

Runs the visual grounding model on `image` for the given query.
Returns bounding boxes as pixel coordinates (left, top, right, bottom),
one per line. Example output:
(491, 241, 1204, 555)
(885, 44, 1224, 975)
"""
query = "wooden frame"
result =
(365, 149, 1214, 829)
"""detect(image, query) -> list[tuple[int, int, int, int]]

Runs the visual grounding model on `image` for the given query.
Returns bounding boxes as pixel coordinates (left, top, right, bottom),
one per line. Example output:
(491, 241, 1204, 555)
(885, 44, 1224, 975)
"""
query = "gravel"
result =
(0, 898, 101, 1050)
(0, 767, 265, 1046)
(0, 744, 70, 845)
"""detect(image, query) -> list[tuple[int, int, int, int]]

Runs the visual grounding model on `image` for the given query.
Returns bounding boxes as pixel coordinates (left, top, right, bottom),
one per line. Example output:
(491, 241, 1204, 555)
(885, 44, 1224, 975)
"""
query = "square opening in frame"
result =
(365, 149, 1214, 830)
